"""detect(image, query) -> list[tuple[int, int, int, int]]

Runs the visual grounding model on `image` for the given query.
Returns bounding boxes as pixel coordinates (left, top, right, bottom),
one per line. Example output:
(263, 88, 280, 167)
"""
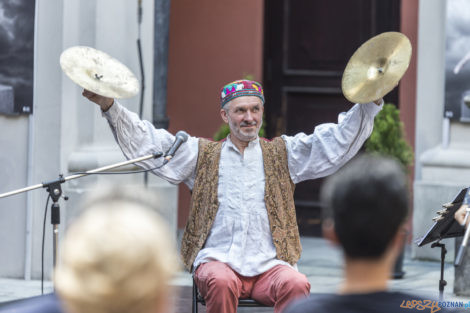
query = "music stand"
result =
(415, 188, 467, 300)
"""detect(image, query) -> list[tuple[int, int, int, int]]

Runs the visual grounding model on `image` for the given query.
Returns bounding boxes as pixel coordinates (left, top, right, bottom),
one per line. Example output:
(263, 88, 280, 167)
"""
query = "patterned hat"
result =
(220, 79, 264, 107)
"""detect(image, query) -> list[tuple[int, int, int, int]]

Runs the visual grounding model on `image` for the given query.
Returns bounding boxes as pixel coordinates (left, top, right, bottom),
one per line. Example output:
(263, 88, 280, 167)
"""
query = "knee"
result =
(282, 274, 310, 296)
(195, 262, 240, 298)
(206, 273, 238, 293)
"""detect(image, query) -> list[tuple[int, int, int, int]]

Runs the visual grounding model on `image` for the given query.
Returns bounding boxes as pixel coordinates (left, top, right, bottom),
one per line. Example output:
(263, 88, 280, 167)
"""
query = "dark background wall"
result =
(0, 0, 35, 114)
(166, 0, 264, 228)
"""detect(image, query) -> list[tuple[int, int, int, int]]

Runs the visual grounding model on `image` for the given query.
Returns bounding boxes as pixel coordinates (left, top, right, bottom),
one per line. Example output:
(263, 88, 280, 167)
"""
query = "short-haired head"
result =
(54, 184, 179, 313)
(320, 154, 409, 260)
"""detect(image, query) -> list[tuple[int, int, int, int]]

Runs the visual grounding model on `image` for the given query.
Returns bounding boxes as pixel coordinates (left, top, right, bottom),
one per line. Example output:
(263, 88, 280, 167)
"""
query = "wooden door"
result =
(263, 0, 400, 236)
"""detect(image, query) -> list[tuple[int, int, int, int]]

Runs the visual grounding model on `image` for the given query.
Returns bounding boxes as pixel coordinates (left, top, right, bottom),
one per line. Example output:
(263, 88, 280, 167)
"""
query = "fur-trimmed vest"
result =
(180, 137, 301, 271)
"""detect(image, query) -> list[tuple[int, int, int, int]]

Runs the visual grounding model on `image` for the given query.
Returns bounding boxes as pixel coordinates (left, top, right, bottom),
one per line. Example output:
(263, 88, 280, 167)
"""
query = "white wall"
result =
(414, 0, 447, 178)
(0, 116, 28, 277)
(0, 0, 177, 280)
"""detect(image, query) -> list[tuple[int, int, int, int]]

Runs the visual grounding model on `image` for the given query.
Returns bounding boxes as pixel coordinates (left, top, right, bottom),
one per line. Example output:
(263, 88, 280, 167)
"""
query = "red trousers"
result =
(194, 261, 311, 313)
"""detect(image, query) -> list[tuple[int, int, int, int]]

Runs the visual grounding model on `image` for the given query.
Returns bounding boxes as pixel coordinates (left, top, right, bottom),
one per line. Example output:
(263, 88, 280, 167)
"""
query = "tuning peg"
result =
(437, 209, 449, 215)
(432, 216, 444, 222)
(442, 203, 453, 208)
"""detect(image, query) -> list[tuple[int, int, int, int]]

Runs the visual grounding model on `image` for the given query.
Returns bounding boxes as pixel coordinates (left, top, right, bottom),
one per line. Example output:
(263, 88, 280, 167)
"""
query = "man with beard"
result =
(83, 79, 383, 313)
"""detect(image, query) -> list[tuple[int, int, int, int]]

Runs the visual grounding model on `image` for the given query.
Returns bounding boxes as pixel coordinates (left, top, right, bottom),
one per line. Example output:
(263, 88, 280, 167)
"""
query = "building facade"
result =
(2, 0, 469, 285)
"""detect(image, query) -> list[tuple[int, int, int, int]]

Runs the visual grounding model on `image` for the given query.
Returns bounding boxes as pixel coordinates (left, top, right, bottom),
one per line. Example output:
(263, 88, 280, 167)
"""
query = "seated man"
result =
(284, 155, 449, 313)
(84, 79, 383, 313)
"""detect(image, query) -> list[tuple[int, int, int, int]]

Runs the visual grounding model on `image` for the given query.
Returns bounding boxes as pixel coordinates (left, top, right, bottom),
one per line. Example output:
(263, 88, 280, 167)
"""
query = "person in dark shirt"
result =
(284, 154, 451, 313)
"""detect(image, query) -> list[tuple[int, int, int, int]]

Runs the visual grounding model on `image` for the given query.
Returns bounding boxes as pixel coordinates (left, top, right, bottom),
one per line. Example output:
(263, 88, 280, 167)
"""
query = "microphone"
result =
(163, 131, 189, 165)
(455, 188, 470, 266)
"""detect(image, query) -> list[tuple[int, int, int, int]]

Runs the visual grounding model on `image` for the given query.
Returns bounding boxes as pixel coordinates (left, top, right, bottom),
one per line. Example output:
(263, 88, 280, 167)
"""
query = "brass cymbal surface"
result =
(342, 32, 412, 104)
(60, 46, 139, 99)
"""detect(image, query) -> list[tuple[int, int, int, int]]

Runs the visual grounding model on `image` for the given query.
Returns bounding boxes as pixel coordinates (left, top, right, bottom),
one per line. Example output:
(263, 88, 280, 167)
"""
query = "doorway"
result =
(263, 0, 400, 236)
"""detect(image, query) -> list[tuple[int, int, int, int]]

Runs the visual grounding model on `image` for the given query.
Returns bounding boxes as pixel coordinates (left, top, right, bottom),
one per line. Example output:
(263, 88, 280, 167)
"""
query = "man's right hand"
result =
(82, 89, 114, 112)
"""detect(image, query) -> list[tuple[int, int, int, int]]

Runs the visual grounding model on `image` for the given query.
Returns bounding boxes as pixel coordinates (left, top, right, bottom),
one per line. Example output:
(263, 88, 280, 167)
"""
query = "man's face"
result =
(220, 96, 264, 142)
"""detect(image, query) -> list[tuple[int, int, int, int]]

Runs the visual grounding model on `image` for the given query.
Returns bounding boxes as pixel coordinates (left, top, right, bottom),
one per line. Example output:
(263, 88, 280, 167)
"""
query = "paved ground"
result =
(1, 237, 469, 312)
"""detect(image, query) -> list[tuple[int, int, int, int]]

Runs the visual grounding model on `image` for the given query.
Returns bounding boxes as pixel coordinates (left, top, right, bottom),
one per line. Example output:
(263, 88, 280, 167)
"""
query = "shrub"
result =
(364, 103, 413, 172)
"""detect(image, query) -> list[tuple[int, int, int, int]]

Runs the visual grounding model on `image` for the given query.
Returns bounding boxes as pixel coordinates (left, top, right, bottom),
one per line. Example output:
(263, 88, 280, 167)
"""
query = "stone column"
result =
(28, 0, 177, 280)
(412, 0, 452, 261)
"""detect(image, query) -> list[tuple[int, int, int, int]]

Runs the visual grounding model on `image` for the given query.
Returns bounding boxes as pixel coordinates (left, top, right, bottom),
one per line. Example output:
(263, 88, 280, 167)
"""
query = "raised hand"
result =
(82, 89, 114, 112)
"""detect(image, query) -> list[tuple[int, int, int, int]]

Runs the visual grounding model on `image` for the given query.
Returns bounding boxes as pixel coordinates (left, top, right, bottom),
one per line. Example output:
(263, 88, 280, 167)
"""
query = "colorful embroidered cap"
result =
(220, 79, 264, 107)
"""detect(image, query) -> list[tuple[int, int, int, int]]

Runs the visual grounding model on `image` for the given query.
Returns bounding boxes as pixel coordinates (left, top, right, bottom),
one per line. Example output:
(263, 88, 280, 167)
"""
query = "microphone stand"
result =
(0, 152, 163, 270)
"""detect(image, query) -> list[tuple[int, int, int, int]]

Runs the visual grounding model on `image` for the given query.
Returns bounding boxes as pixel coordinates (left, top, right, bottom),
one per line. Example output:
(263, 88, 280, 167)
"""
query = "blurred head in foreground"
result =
(54, 185, 179, 313)
(321, 154, 409, 265)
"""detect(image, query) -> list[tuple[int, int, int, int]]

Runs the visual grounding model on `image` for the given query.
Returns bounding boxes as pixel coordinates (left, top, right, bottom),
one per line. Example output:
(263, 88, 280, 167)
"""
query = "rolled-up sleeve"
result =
(103, 101, 198, 188)
(282, 101, 383, 184)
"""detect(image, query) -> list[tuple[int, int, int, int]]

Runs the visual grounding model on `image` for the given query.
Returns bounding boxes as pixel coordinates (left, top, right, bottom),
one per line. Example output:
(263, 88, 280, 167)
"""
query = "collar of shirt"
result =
(224, 135, 260, 154)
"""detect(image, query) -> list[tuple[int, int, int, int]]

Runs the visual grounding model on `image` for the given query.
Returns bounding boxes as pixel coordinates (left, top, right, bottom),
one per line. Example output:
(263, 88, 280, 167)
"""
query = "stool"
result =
(192, 278, 270, 313)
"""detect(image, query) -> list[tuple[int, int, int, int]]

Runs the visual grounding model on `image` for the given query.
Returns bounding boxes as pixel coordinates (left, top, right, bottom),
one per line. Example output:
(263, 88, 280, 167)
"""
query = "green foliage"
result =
(213, 119, 265, 141)
(213, 123, 231, 141)
(242, 73, 255, 81)
(364, 103, 413, 172)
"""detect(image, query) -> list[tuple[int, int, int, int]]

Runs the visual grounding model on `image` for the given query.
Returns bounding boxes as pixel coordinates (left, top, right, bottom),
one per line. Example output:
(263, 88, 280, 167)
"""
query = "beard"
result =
(227, 116, 262, 142)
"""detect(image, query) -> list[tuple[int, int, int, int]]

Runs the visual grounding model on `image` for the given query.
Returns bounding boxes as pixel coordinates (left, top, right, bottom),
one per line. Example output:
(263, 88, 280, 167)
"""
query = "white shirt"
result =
(103, 100, 382, 276)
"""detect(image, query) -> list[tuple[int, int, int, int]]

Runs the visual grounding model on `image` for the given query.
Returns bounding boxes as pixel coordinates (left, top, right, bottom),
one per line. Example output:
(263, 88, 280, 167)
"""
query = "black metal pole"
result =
(431, 241, 447, 301)
(44, 176, 66, 270)
(153, 0, 171, 129)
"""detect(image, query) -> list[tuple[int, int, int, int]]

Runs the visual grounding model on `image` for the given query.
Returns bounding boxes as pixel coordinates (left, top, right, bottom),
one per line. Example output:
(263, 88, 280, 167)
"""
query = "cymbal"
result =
(342, 32, 412, 104)
(60, 46, 139, 99)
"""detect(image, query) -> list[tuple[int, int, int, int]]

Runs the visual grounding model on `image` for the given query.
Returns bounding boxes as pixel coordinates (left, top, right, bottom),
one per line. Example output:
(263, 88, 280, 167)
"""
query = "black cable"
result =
(136, 0, 145, 119)
(137, 39, 145, 119)
(41, 194, 51, 295)
(136, 0, 148, 187)
(138, 38, 149, 185)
